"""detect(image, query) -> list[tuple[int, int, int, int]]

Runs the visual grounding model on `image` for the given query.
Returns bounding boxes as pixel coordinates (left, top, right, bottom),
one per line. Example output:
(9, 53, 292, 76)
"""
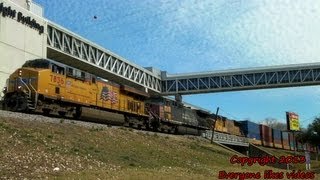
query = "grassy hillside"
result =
(259, 146, 320, 173)
(0, 111, 318, 179)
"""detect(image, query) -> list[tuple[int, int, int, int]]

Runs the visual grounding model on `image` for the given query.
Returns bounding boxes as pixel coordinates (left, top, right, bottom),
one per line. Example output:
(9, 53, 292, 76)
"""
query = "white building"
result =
(0, 0, 46, 97)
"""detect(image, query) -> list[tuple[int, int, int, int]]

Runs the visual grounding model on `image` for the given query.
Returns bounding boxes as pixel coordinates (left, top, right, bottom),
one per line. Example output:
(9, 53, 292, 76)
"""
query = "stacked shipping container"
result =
(240, 121, 261, 145)
(214, 117, 227, 132)
(226, 120, 242, 136)
(281, 131, 290, 150)
(288, 132, 295, 151)
(260, 125, 273, 147)
(236, 120, 318, 153)
(272, 129, 282, 148)
(214, 117, 242, 136)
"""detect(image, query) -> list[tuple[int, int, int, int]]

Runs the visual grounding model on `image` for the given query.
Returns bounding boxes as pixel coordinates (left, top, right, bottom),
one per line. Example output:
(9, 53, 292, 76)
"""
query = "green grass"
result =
(258, 146, 320, 172)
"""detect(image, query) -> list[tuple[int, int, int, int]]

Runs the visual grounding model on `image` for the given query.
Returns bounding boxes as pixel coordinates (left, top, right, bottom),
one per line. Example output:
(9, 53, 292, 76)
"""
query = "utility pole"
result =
(211, 107, 219, 144)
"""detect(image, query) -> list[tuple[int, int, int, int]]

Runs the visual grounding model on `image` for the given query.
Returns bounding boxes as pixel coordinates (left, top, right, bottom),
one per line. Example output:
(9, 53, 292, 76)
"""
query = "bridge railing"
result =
(202, 130, 249, 146)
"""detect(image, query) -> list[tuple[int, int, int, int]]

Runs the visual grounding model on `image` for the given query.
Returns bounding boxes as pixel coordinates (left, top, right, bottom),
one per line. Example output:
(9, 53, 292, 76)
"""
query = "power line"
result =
(218, 108, 242, 120)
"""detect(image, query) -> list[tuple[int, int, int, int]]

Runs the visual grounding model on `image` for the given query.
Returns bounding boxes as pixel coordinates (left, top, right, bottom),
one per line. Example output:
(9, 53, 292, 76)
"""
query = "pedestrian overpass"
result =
(40, 3, 320, 96)
(47, 21, 320, 96)
(161, 63, 320, 95)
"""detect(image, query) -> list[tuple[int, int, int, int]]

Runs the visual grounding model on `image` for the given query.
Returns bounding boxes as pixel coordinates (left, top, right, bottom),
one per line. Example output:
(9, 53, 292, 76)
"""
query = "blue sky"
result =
(34, 0, 320, 128)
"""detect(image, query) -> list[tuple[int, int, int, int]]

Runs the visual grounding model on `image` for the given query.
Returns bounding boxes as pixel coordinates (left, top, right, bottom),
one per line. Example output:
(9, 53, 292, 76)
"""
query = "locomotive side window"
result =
(92, 76, 96, 84)
(67, 67, 74, 76)
(51, 64, 65, 75)
(81, 72, 85, 79)
(71, 69, 86, 80)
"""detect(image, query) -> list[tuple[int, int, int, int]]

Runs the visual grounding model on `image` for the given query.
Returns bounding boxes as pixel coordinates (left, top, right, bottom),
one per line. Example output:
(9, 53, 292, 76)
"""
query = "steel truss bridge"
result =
(46, 22, 320, 96)
(47, 22, 162, 93)
(161, 63, 320, 95)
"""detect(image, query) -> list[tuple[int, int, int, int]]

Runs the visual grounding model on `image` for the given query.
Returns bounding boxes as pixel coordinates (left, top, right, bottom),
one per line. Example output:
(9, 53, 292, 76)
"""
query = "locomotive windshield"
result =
(22, 59, 50, 69)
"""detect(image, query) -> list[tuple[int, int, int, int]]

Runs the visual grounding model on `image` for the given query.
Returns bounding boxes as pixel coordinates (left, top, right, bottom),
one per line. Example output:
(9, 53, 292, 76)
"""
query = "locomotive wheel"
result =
(72, 106, 82, 119)
(7, 94, 18, 111)
(43, 109, 51, 115)
(5, 93, 28, 112)
(2, 96, 8, 111)
(58, 111, 66, 117)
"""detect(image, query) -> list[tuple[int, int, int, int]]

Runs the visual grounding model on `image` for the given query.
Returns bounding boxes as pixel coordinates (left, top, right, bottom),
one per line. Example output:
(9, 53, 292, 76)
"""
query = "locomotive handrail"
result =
(28, 80, 38, 108)
(18, 77, 31, 98)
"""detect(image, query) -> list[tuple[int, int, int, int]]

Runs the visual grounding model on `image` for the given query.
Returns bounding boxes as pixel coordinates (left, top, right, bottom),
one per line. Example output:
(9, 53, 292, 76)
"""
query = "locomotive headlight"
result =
(18, 69, 22, 76)
(18, 86, 22, 89)
(2, 87, 7, 94)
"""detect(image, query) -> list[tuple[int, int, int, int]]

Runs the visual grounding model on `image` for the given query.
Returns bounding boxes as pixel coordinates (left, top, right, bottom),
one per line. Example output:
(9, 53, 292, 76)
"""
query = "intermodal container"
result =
(225, 120, 242, 136)
(297, 142, 303, 151)
(240, 121, 261, 145)
(225, 119, 234, 134)
(260, 124, 273, 147)
(282, 131, 290, 150)
(272, 129, 282, 148)
(214, 118, 226, 132)
(288, 132, 295, 151)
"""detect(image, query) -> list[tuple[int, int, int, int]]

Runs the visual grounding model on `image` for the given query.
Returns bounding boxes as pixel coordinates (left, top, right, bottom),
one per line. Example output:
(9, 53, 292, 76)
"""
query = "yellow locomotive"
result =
(3, 59, 150, 126)
(2, 58, 214, 133)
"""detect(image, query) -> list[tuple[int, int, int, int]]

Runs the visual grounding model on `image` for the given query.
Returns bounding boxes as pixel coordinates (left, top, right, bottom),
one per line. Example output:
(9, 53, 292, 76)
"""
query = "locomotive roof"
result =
(161, 96, 212, 113)
(24, 58, 66, 68)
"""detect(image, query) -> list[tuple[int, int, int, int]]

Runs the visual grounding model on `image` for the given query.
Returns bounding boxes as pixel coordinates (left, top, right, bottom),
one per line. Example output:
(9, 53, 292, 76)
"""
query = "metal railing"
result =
(202, 130, 249, 146)
(18, 77, 38, 108)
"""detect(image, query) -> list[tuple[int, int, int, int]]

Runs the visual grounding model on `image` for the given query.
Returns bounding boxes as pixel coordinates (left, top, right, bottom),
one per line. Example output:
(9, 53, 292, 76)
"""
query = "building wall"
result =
(0, 0, 47, 97)
(10, 0, 27, 9)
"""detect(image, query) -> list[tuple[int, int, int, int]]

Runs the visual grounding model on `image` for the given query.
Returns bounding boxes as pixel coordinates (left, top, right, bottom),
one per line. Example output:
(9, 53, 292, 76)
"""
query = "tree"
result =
(299, 117, 320, 161)
(262, 118, 287, 130)
(310, 117, 320, 135)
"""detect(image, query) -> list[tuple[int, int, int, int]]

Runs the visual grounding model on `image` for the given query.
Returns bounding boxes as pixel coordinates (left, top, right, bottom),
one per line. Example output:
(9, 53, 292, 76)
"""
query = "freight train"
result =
(1, 59, 213, 135)
(211, 116, 318, 153)
(1, 58, 318, 152)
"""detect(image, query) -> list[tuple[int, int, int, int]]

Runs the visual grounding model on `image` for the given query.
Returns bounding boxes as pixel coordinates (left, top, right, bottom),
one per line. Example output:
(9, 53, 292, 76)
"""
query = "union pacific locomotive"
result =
(2, 59, 213, 135)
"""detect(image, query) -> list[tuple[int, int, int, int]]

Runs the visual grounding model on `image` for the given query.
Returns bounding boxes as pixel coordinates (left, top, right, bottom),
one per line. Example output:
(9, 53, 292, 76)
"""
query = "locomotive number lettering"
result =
(50, 75, 65, 85)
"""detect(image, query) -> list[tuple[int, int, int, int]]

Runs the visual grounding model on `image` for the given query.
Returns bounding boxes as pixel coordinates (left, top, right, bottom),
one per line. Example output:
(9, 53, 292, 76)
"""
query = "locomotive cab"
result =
(3, 59, 49, 111)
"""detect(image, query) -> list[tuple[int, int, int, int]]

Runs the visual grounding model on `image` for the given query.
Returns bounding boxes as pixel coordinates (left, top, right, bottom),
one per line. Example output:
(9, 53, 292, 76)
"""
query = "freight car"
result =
(239, 120, 261, 145)
(239, 120, 318, 153)
(1, 59, 212, 134)
(213, 115, 243, 136)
